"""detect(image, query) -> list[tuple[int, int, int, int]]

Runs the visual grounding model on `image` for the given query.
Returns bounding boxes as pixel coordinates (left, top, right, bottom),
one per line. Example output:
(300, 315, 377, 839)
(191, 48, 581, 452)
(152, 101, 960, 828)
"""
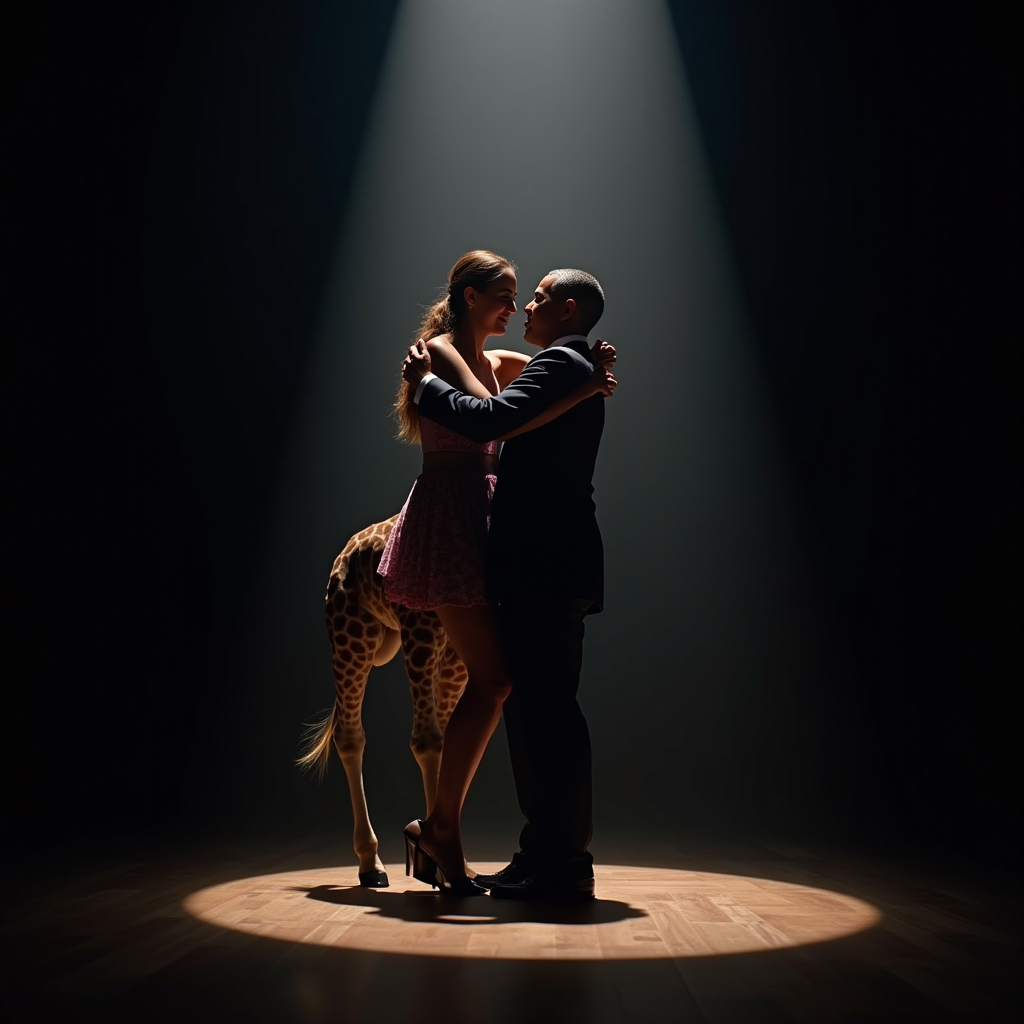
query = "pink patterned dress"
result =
(377, 417, 499, 608)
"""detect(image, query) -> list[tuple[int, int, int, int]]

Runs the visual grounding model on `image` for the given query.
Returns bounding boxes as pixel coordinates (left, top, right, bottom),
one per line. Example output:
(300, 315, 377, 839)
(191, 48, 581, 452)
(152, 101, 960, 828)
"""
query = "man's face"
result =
(523, 275, 566, 348)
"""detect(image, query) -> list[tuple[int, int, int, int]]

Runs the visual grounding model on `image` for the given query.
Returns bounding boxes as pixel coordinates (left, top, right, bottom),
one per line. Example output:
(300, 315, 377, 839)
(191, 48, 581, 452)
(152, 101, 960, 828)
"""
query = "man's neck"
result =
(536, 332, 589, 350)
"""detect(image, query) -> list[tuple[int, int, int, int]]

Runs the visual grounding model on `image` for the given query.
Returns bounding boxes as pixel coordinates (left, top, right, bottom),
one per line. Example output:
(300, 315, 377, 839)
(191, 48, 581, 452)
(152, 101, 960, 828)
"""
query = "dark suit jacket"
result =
(416, 338, 605, 611)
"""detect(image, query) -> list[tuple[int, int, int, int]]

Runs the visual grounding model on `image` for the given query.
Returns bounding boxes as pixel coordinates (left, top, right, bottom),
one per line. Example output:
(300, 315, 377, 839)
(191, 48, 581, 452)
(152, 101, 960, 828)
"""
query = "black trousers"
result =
(498, 599, 594, 865)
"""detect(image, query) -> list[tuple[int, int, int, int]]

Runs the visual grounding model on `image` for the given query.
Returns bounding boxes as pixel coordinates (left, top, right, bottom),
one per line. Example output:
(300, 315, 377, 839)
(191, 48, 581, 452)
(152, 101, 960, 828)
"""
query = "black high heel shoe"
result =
(404, 820, 486, 897)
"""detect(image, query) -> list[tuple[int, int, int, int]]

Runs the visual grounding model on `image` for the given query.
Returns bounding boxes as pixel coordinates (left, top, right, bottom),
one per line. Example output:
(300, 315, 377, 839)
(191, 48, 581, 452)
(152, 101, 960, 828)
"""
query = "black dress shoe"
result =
(473, 855, 538, 889)
(488, 861, 595, 902)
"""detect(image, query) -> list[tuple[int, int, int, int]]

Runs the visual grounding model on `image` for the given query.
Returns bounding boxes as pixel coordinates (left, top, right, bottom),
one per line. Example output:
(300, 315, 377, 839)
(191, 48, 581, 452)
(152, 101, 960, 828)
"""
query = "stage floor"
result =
(2, 836, 1020, 1023)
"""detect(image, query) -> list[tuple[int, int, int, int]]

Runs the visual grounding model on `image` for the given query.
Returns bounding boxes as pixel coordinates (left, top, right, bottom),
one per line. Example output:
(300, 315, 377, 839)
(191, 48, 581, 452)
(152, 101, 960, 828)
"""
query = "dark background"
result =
(3, 1, 1020, 868)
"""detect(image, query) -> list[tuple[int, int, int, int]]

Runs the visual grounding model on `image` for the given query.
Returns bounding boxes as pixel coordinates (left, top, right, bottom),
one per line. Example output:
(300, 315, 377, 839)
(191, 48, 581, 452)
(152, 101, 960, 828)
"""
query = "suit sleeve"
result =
(416, 347, 591, 443)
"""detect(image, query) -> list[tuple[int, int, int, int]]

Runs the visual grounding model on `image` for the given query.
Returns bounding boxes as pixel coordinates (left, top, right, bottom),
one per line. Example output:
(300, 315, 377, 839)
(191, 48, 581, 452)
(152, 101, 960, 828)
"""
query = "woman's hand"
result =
(591, 338, 616, 367)
(588, 338, 618, 397)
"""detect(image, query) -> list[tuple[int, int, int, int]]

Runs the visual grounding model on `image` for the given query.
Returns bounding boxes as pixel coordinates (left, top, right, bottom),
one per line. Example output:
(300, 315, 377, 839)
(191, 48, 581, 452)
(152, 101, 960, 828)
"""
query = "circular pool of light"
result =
(183, 862, 881, 960)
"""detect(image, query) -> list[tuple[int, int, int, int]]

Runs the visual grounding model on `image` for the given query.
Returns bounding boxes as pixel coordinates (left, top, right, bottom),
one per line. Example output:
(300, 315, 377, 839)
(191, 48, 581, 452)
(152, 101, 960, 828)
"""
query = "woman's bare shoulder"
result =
(428, 334, 470, 363)
(486, 348, 531, 387)
(425, 334, 469, 371)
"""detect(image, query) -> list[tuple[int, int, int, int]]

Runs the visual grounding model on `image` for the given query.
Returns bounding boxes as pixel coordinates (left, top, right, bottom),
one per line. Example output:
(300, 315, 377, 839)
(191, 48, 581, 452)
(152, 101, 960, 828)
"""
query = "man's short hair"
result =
(547, 269, 605, 333)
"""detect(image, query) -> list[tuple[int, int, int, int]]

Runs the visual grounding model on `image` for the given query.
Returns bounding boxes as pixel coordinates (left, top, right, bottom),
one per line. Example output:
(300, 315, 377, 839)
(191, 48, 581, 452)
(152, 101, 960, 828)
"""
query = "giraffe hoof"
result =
(359, 870, 390, 888)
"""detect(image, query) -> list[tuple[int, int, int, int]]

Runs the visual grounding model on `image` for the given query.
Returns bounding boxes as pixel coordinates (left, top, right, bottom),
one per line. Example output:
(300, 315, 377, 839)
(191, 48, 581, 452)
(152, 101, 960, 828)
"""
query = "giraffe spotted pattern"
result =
(299, 515, 468, 885)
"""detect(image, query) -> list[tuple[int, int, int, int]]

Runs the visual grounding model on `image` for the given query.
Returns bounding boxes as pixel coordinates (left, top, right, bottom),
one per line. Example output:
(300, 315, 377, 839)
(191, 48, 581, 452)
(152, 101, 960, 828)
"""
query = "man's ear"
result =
(559, 297, 576, 321)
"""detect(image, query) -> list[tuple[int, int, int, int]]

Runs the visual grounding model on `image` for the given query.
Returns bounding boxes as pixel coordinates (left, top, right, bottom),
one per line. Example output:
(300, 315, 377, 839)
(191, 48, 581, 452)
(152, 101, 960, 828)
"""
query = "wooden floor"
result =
(2, 836, 1020, 1023)
(183, 862, 880, 960)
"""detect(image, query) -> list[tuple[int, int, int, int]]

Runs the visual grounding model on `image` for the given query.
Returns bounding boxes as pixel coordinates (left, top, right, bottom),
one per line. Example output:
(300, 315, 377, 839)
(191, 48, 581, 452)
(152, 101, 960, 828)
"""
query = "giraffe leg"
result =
(400, 610, 445, 819)
(334, 718, 388, 883)
(326, 588, 389, 884)
(435, 640, 470, 737)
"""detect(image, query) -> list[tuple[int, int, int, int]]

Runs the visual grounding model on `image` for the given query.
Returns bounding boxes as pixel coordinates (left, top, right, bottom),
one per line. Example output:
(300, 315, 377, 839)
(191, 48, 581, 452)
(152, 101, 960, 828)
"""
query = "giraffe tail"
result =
(296, 704, 338, 778)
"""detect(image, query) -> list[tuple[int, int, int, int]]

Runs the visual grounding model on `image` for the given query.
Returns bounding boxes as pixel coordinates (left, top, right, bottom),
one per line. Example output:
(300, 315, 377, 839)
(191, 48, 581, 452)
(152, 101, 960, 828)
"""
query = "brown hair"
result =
(394, 249, 515, 444)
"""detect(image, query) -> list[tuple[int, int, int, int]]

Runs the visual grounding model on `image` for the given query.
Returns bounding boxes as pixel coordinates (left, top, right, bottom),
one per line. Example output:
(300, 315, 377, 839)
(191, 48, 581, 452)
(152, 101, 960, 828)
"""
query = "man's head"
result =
(523, 268, 605, 348)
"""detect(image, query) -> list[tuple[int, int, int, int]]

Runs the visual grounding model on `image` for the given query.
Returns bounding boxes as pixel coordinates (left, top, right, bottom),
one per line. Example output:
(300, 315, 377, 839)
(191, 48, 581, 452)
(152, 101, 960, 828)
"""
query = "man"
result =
(402, 268, 612, 901)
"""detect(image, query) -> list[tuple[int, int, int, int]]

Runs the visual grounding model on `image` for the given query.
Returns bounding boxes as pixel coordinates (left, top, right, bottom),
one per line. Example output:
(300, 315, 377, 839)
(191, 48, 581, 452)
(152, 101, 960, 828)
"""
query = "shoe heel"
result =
(405, 835, 415, 877)
(403, 821, 440, 888)
(412, 844, 440, 888)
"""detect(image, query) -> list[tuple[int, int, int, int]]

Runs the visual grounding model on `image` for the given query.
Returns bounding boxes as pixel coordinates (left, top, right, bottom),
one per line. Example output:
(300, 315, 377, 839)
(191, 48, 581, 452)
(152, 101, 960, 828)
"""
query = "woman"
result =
(379, 250, 614, 895)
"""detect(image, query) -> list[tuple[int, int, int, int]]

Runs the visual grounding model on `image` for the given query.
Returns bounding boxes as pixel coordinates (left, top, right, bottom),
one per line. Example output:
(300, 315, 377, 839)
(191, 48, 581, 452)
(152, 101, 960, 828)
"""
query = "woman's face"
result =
(467, 269, 517, 336)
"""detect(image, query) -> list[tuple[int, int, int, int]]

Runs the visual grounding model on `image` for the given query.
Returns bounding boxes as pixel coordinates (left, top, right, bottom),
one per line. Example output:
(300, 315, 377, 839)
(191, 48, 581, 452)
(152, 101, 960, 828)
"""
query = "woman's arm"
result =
(425, 337, 494, 398)
(485, 349, 531, 389)
(496, 351, 617, 441)
(405, 339, 617, 443)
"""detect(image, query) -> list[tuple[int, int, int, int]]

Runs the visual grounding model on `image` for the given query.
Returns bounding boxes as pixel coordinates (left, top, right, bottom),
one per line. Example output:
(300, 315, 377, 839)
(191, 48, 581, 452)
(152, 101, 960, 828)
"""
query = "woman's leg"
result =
(420, 603, 512, 880)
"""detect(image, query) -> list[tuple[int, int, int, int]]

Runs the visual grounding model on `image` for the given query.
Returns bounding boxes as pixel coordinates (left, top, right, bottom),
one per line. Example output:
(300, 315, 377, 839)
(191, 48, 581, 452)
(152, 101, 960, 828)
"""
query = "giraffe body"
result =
(299, 516, 467, 885)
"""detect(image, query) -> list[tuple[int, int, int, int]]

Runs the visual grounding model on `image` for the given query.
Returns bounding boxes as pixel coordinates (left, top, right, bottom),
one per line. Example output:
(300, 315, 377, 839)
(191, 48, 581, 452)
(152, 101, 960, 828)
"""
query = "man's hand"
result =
(402, 339, 432, 385)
